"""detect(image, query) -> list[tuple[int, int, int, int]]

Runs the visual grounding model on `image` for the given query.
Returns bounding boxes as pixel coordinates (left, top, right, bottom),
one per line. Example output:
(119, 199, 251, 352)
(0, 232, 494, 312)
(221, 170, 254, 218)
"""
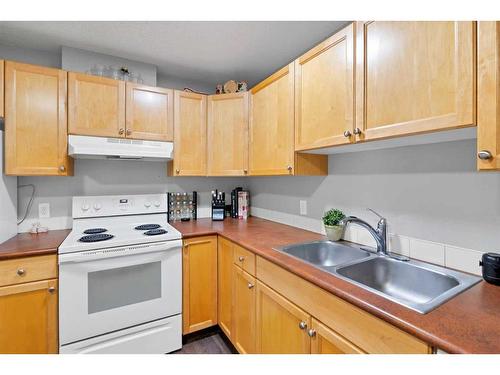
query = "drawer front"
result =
(233, 244, 256, 275)
(0, 255, 57, 287)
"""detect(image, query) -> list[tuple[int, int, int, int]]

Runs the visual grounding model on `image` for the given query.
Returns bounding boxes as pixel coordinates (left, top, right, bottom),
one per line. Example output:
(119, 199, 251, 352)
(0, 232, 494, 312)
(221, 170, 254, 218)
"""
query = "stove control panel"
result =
(72, 194, 168, 219)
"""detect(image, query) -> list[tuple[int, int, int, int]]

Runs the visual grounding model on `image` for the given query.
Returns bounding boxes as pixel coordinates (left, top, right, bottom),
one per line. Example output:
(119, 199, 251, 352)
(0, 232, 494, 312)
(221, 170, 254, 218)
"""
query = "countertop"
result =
(0, 230, 70, 260)
(172, 217, 500, 354)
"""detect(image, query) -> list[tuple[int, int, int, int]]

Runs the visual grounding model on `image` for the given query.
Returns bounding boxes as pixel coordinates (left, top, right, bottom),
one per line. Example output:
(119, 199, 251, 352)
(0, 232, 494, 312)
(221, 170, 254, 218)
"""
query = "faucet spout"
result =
(340, 213, 388, 255)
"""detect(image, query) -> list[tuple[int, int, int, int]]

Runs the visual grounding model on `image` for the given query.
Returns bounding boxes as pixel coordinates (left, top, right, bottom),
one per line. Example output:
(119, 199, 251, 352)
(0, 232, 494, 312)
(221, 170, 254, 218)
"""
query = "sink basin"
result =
(276, 240, 371, 269)
(336, 256, 481, 313)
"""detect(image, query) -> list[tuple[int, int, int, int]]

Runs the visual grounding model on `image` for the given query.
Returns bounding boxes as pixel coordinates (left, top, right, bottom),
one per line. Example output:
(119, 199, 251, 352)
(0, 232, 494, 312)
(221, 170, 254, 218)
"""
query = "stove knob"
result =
(144, 201, 152, 208)
(153, 201, 161, 208)
(82, 203, 90, 212)
(94, 203, 102, 211)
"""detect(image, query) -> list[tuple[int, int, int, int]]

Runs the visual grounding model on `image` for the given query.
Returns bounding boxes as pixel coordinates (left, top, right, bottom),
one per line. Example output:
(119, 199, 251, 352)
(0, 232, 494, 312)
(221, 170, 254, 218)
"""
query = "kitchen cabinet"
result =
(217, 237, 234, 340)
(68, 72, 126, 138)
(232, 266, 256, 354)
(0, 60, 4, 117)
(295, 23, 355, 151)
(250, 63, 328, 175)
(355, 21, 475, 142)
(125, 83, 173, 141)
(182, 236, 218, 334)
(4, 61, 73, 176)
(477, 21, 500, 170)
(255, 280, 310, 354)
(171, 90, 207, 176)
(310, 318, 364, 354)
(207, 92, 249, 176)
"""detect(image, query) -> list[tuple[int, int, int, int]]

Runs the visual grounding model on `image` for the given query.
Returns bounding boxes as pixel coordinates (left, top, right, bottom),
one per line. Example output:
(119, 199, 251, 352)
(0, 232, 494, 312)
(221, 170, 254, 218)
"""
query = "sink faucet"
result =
(340, 208, 388, 256)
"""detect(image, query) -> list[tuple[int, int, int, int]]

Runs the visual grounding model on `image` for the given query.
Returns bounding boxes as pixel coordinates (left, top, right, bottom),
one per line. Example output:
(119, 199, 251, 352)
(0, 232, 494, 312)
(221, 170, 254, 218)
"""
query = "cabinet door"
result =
(295, 23, 355, 151)
(207, 92, 249, 176)
(0, 60, 4, 117)
(218, 237, 234, 340)
(0, 279, 58, 354)
(356, 21, 475, 142)
(310, 318, 364, 354)
(68, 72, 125, 138)
(233, 266, 256, 354)
(125, 83, 173, 141)
(4, 61, 73, 176)
(250, 63, 295, 175)
(173, 91, 207, 176)
(477, 21, 500, 170)
(182, 236, 217, 334)
(255, 281, 310, 354)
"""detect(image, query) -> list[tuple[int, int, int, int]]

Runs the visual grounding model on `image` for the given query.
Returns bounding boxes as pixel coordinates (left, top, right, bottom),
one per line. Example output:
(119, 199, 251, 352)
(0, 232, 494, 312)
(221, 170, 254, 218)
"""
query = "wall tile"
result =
(445, 245, 484, 276)
(388, 234, 410, 256)
(410, 238, 445, 266)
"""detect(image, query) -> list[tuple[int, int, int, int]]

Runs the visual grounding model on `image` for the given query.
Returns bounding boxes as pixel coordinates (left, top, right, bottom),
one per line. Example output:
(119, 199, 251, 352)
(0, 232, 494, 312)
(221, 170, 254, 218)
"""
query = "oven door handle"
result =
(58, 240, 182, 264)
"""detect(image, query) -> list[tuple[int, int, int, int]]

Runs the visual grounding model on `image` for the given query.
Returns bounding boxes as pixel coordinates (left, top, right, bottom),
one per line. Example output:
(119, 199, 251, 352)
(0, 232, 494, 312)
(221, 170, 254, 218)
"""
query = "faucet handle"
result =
(367, 208, 385, 220)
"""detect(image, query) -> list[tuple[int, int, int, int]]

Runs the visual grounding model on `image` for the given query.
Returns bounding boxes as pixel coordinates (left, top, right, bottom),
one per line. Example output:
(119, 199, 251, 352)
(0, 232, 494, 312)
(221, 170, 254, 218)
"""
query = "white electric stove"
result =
(58, 194, 182, 354)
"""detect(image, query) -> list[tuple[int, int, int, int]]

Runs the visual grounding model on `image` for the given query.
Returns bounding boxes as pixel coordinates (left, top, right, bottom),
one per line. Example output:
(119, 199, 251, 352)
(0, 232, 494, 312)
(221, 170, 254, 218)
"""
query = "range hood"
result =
(68, 135, 173, 161)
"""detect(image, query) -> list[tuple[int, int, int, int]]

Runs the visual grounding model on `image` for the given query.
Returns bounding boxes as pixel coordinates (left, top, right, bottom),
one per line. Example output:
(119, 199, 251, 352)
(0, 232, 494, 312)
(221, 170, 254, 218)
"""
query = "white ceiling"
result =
(0, 21, 350, 89)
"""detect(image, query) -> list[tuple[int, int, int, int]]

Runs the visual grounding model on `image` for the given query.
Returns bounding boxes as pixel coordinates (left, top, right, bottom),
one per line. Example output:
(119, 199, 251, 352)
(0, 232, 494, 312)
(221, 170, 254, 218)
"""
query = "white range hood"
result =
(68, 135, 173, 161)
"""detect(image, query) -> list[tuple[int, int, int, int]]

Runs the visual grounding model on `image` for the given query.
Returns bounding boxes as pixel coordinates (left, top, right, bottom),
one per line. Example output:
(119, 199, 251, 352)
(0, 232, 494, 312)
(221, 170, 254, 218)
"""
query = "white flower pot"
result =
(324, 224, 343, 242)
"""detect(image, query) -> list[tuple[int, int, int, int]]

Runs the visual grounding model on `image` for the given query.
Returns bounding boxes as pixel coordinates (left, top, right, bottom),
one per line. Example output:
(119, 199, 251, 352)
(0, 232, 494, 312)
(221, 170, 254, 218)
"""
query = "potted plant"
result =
(322, 209, 346, 241)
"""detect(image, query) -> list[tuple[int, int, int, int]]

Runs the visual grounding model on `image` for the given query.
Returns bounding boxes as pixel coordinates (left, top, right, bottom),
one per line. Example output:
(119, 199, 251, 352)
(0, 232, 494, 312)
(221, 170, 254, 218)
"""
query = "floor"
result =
(173, 329, 236, 354)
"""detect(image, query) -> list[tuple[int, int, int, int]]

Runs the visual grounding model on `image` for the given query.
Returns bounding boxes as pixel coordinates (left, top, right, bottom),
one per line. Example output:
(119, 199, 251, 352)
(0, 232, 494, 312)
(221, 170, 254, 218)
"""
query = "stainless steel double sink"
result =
(275, 240, 481, 314)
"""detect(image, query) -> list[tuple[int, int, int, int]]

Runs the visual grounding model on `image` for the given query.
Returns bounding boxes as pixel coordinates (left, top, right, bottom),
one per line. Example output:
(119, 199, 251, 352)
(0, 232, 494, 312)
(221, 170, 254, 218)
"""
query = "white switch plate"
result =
(38, 203, 50, 219)
(299, 200, 307, 215)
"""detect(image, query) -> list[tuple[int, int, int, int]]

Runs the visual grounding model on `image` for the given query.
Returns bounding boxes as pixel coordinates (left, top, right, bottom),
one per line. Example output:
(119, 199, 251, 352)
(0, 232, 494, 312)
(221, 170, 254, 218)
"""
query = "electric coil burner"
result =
(144, 228, 168, 236)
(83, 228, 108, 234)
(78, 234, 114, 243)
(135, 224, 161, 231)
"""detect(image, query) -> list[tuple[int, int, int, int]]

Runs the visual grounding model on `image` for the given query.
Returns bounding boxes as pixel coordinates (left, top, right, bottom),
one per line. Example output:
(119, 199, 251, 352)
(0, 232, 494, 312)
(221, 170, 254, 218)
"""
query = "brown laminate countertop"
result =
(172, 217, 500, 354)
(0, 230, 70, 260)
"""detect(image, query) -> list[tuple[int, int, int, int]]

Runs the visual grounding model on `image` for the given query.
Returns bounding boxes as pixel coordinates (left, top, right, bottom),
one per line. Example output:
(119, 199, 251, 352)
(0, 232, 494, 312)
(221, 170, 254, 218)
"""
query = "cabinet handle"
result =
(478, 150, 493, 160)
(238, 256, 245, 262)
(353, 127, 362, 135)
(126, 129, 132, 136)
(247, 283, 254, 289)
(307, 329, 316, 338)
(59, 165, 66, 172)
(48, 287, 56, 294)
(119, 128, 125, 135)
(343, 130, 352, 138)
(299, 321, 307, 330)
(16, 268, 25, 276)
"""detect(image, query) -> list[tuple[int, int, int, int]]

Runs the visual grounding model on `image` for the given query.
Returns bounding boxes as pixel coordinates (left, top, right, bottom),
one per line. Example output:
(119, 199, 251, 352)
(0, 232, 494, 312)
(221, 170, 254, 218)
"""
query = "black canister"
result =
(479, 253, 500, 286)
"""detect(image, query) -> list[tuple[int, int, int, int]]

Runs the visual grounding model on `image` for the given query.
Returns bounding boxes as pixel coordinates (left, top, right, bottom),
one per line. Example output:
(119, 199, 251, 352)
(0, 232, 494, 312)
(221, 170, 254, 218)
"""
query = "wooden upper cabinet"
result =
(250, 63, 295, 175)
(68, 72, 125, 138)
(233, 266, 256, 354)
(0, 60, 4, 117)
(295, 23, 355, 151)
(355, 21, 475, 142)
(217, 237, 234, 340)
(207, 92, 249, 176)
(182, 236, 218, 334)
(4, 61, 73, 176)
(125, 83, 173, 141)
(310, 318, 365, 354)
(477, 21, 500, 170)
(255, 281, 311, 354)
(173, 90, 207, 176)
(0, 279, 58, 354)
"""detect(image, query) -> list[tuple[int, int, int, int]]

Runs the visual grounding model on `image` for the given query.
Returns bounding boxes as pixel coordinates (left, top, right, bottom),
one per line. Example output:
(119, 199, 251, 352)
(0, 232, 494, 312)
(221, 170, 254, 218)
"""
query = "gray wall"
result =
(0, 43, 60, 67)
(248, 139, 500, 252)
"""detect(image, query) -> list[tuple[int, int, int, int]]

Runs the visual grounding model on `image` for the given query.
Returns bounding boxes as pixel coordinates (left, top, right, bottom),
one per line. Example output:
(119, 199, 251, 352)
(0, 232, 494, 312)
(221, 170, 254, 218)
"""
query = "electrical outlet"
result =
(299, 200, 307, 215)
(38, 203, 50, 219)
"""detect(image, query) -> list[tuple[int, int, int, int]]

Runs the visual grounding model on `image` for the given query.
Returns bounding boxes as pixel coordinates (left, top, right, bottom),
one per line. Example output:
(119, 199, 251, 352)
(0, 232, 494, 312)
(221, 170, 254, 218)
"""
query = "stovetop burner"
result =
(79, 234, 115, 243)
(83, 228, 108, 234)
(135, 224, 161, 231)
(143, 229, 168, 236)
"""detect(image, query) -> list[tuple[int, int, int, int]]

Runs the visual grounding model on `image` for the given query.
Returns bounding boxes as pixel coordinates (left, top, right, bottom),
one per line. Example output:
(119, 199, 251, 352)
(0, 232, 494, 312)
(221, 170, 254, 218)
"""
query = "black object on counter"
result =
(480, 252, 500, 286)
(230, 187, 243, 218)
(211, 190, 226, 221)
(167, 191, 197, 222)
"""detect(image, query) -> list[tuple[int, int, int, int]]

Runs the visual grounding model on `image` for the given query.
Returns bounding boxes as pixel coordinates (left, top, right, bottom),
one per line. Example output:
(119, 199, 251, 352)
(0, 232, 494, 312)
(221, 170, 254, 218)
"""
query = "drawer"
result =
(233, 244, 256, 275)
(0, 255, 57, 287)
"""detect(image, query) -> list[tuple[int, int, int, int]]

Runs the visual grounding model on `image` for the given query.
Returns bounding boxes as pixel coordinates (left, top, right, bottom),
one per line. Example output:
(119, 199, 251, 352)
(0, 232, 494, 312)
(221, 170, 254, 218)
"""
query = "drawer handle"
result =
(247, 283, 254, 289)
(238, 256, 245, 262)
(353, 127, 362, 136)
(48, 287, 56, 294)
(299, 321, 307, 330)
(17, 269, 25, 276)
(307, 329, 316, 338)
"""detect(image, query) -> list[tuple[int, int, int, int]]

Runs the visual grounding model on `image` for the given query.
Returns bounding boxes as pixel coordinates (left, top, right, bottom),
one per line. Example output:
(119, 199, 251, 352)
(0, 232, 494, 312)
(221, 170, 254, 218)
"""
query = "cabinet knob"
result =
(353, 128, 362, 135)
(243, 169, 248, 174)
(48, 287, 56, 294)
(119, 128, 125, 135)
(126, 129, 132, 136)
(17, 268, 25, 276)
(175, 169, 180, 174)
(59, 165, 66, 172)
(299, 321, 307, 330)
(478, 150, 493, 160)
(238, 256, 245, 262)
(343, 130, 352, 138)
(287, 165, 293, 172)
(307, 329, 316, 338)
(247, 283, 254, 289)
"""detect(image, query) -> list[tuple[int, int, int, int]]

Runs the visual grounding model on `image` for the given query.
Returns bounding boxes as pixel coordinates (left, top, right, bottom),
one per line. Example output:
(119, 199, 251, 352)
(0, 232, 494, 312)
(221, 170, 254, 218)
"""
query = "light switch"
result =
(38, 203, 51, 219)
(299, 200, 307, 215)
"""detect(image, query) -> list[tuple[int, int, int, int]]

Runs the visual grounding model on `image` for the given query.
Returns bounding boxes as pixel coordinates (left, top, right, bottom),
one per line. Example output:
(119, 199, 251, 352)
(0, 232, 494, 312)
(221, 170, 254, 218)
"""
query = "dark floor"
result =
(173, 328, 236, 354)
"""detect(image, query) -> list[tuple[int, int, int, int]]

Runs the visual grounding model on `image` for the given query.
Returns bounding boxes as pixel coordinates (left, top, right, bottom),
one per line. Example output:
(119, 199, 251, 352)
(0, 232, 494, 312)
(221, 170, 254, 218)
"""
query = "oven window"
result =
(88, 262, 162, 314)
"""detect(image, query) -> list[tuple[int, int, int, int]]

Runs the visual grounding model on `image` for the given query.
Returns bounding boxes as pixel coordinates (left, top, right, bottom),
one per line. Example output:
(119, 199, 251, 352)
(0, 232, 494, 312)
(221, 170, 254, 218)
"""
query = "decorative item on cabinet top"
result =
(216, 80, 248, 94)
(87, 64, 144, 83)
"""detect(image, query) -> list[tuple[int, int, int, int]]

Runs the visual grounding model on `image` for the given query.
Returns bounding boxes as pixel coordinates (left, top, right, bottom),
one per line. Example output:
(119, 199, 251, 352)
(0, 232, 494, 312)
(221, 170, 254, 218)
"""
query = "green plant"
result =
(322, 209, 346, 227)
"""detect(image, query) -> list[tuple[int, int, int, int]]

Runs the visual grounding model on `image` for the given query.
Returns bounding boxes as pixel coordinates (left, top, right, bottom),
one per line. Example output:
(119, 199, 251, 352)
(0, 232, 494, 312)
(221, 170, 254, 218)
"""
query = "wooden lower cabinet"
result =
(182, 236, 218, 334)
(255, 280, 310, 354)
(310, 318, 364, 354)
(0, 279, 58, 354)
(217, 237, 234, 339)
(232, 266, 256, 354)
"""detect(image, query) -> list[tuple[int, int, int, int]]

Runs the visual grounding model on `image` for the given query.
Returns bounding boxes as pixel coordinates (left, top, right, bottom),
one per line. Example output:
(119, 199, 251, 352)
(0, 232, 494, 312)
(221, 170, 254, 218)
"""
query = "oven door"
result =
(58, 240, 181, 346)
